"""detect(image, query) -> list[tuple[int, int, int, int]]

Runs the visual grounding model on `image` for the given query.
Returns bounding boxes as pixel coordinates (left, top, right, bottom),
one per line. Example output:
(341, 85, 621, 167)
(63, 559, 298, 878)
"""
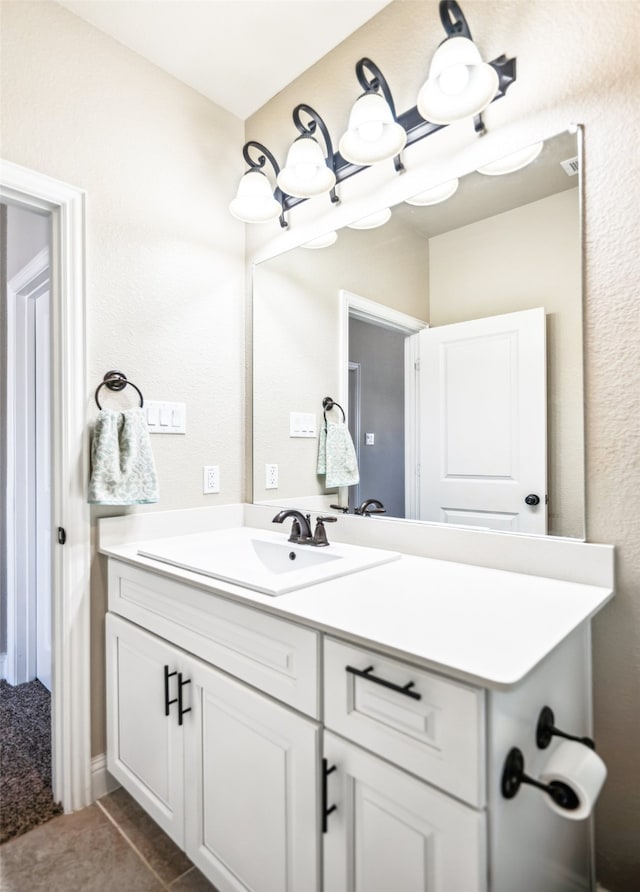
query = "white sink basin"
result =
(137, 527, 399, 595)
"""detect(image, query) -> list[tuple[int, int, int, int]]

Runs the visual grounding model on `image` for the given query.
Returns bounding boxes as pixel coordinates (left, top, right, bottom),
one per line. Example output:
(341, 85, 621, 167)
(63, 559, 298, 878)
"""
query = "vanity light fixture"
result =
(347, 207, 392, 229)
(231, 1, 517, 228)
(229, 141, 288, 227)
(276, 104, 339, 201)
(301, 231, 339, 249)
(338, 58, 407, 169)
(417, 0, 499, 130)
(405, 177, 459, 206)
(477, 140, 544, 175)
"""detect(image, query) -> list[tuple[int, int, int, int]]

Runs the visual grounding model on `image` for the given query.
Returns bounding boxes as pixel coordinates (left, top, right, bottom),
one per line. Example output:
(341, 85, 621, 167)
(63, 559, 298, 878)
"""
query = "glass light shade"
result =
(405, 178, 459, 206)
(302, 231, 338, 249)
(229, 170, 281, 223)
(276, 135, 336, 198)
(477, 141, 544, 176)
(417, 36, 499, 124)
(347, 207, 392, 230)
(338, 92, 407, 165)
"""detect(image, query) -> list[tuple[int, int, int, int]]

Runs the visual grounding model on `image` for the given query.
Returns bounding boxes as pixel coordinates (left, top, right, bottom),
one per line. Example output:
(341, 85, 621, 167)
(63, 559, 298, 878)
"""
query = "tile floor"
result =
(0, 787, 218, 891)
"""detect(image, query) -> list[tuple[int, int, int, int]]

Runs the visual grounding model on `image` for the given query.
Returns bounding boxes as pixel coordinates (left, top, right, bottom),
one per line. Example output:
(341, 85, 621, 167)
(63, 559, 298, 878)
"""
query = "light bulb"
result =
(294, 162, 318, 181)
(438, 63, 470, 96)
(357, 120, 385, 143)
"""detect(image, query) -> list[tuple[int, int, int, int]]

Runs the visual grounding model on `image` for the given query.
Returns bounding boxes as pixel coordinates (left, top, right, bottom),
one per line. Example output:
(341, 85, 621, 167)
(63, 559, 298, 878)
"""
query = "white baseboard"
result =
(0, 653, 6, 680)
(91, 754, 120, 801)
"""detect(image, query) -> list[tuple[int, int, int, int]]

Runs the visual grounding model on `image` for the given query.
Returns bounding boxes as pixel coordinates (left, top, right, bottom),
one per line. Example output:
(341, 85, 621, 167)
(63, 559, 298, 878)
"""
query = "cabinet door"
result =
(323, 732, 487, 892)
(185, 657, 320, 892)
(106, 613, 187, 846)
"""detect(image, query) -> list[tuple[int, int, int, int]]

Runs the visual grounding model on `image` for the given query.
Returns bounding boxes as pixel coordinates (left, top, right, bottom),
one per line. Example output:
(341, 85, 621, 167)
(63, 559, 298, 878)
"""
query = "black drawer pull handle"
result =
(177, 673, 191, 726)
(346, 664, 422, 701)
(322, 759, 337, 833)
(164, 665, 177, 716)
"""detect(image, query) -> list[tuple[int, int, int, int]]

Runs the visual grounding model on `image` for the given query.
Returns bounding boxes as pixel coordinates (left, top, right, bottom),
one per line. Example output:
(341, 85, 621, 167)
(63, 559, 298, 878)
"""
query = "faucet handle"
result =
(313, 515, 337, 547)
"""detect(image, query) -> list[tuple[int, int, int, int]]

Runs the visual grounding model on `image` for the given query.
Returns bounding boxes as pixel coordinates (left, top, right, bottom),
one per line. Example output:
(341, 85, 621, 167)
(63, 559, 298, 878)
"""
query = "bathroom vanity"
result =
(100, 505, 613, 892)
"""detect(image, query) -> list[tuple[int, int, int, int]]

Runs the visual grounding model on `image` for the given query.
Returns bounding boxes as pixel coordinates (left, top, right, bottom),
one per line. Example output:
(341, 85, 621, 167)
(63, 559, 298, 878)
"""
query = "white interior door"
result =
(418, 308, 547, 534)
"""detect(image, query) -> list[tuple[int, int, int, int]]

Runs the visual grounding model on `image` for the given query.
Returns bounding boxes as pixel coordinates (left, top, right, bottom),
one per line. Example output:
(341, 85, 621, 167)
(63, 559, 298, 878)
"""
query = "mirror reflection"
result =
(253, 129, 584, 538)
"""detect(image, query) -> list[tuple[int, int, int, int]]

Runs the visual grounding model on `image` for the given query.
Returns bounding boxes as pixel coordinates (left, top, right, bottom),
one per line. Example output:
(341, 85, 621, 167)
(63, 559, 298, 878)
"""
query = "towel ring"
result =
(322, 396, 346, 426)
(95, 370, 144, 410)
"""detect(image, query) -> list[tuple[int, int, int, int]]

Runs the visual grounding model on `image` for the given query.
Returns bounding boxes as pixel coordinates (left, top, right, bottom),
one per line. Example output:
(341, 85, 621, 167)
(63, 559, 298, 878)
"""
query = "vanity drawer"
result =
(324, 637, 485, 806)
(108, 560, 319, 718)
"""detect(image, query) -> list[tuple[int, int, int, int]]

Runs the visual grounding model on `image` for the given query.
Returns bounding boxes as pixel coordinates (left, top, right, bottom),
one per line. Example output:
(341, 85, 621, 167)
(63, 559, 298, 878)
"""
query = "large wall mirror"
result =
(253, 128, 584, 539)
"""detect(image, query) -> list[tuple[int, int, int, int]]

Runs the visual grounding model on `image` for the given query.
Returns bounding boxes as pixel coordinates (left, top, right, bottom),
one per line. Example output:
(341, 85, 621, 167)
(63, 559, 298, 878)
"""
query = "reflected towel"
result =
(88, 408, 159, 505)
(317, 422, 359, 488)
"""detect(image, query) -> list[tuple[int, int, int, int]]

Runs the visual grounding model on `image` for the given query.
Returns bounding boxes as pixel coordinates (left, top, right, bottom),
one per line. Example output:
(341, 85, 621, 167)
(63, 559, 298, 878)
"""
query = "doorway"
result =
(339, 289, 427, 518)
(3, 203, 52, 690)
(1, 159, 91, 814)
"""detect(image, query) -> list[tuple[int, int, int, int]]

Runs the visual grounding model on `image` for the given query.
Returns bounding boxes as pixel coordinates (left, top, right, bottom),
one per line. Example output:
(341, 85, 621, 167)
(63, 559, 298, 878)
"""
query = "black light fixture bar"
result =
(280, 53, 516, 214)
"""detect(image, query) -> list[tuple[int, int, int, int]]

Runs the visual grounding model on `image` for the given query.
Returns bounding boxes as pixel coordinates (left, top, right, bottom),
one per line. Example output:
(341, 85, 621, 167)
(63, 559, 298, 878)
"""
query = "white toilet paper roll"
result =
(539, 739, 607, 820)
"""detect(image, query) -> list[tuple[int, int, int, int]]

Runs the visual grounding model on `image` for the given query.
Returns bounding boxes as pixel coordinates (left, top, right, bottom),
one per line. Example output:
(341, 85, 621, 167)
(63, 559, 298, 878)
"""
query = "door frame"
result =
(339, 289, 427, 515)
(1, 159, 92, 812)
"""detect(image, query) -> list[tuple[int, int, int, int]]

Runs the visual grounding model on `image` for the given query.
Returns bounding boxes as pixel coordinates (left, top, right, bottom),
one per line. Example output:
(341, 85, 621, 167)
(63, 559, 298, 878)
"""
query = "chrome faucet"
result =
(272, 510, 313, 543)
(355, 498, 386, 517)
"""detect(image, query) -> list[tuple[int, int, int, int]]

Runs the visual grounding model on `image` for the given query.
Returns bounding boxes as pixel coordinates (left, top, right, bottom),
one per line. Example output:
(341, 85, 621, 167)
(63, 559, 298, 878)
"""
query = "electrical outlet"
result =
(265, 463, 278, 490)
(203, 465, 220, 494)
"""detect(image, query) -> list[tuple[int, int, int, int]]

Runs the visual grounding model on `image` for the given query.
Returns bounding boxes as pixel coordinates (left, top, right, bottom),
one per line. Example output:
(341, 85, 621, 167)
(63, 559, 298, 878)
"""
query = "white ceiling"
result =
(56, 0, 392, 119)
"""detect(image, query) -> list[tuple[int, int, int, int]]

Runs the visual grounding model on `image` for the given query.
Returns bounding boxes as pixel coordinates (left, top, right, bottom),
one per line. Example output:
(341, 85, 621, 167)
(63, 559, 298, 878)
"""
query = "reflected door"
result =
(418, 308, 547, 534)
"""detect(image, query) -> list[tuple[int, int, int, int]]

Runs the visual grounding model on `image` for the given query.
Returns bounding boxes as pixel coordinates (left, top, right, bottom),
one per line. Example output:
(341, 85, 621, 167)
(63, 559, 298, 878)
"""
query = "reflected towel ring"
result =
(322, 396, 346, 427)
(95, 370, 144, 410)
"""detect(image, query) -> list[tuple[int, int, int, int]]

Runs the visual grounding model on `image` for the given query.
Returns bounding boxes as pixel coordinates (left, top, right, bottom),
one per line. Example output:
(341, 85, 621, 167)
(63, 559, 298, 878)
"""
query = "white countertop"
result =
(100, 530, 614, 690)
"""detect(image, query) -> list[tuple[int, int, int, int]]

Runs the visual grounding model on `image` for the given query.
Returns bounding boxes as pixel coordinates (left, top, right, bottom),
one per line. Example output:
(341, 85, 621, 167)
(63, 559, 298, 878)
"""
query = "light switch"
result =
(145, 401, 186, 434)
(147, 405, 159, 426)
(290, 412, 317, 438)
(365, 432, 375, 446)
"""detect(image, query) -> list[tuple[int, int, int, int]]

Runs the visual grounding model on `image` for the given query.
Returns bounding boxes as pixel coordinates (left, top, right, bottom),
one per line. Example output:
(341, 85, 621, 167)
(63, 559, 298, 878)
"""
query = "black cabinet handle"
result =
(346, 664, 422, 701)
(177, 673, 191, 726)
(164, 665, 177, 716)
(322, 758, 337, 833)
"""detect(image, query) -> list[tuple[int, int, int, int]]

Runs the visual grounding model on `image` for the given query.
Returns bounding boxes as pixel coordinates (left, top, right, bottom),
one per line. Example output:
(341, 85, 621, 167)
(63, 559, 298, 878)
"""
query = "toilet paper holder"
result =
(501, 747, 581, 810)
(535, 705, 595, 750)
(501, 705, 596, 810)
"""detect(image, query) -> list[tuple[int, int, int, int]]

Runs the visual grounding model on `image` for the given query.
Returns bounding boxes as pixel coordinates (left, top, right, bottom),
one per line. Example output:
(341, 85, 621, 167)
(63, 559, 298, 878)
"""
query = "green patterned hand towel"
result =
(88, 408, 159, 505)
(317, 422, 359, 488)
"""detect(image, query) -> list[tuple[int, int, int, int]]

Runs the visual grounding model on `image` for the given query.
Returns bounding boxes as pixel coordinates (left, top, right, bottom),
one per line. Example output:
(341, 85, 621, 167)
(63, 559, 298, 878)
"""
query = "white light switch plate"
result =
(290, 412, 317, 438)
(146, 401, 186, 434)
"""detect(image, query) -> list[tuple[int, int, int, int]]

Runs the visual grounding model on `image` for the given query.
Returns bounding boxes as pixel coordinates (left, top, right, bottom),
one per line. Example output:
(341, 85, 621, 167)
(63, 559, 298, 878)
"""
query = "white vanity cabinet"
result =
(105, 554, 600, 892)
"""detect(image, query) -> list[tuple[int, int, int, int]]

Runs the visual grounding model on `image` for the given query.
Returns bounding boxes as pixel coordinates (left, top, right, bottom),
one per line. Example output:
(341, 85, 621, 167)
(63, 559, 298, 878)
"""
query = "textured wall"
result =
(0, 1, 245, 755)
(246, 3, 640, 889)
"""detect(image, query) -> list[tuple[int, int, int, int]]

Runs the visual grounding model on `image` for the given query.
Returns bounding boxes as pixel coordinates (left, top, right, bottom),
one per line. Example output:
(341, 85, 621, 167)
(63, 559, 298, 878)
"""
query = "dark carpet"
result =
(0, 678, 63, 844)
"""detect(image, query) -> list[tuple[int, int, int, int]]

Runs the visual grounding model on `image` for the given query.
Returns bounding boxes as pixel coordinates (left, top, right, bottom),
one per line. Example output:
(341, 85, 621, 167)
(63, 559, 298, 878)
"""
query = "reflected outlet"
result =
(265, 464, 278, 489)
